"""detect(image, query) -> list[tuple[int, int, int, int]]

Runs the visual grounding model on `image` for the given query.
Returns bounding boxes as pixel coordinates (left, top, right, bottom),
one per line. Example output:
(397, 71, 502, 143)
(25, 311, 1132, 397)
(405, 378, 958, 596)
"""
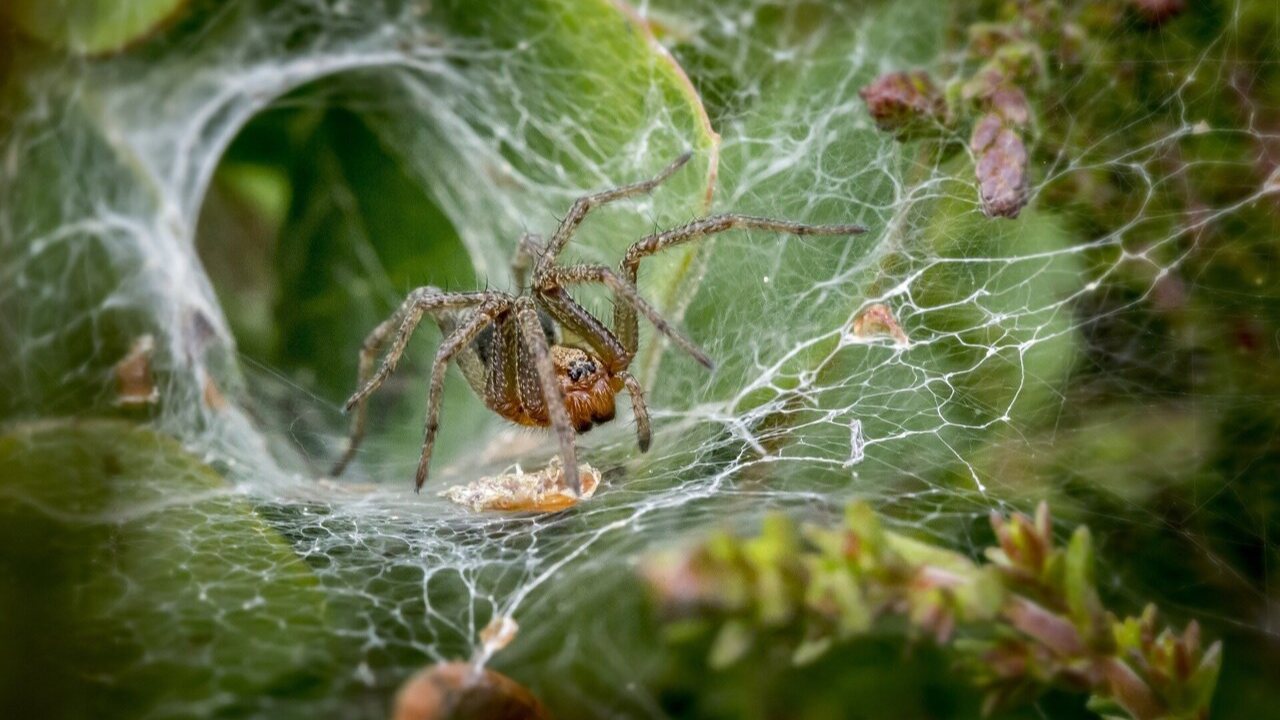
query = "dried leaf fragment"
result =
(972, 113, 1030, 219)
(202, 374, 228, 411)
(114, 335, 159, 406)
(851, 303, 909, 345)
(478, 616, 519, 656)
(440, 456, 600, 513)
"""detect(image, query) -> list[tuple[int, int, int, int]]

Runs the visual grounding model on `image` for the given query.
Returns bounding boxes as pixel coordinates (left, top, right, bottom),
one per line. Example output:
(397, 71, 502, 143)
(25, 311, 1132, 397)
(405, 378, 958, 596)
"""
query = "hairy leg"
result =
(617, 371, 651, 452)
(537, 263, 713, 369)
(332, 288, 505, 477)
(510, 232, 544, 291)
(414, 298, 512, 491)
(537, 152, 692, 273)
(614, 214, 867, 352)
(514, 297, 581, 494)
(482, 313, 523, 417)
(528, 284, 651, 452)
(533, 286, 631, 372)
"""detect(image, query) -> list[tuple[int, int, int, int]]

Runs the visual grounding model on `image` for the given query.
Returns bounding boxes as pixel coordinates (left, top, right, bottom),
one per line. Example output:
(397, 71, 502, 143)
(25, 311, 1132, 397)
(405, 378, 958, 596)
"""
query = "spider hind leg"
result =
(331, 288, 509, 484)
(413, 297, 512, 491)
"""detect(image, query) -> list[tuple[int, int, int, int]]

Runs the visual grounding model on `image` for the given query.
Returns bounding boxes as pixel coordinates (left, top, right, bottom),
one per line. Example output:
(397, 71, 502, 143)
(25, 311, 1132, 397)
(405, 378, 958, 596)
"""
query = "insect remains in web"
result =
(330, 152, 867, 496)
(440, 456, 601, 513)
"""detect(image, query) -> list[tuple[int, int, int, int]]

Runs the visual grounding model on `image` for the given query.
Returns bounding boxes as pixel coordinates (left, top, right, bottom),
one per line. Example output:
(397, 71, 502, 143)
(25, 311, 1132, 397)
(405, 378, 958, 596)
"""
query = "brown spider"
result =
(331, 153, 866, 493)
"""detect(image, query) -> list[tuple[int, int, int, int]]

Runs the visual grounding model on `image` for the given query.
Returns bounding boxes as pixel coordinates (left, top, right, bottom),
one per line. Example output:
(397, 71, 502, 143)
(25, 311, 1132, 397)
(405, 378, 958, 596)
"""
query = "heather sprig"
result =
(643, 503, 1220, 719)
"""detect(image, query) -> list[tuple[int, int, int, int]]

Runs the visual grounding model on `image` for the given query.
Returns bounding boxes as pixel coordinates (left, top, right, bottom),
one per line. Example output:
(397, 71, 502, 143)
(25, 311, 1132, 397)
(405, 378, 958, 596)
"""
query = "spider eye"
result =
(567, 360, 595, 382)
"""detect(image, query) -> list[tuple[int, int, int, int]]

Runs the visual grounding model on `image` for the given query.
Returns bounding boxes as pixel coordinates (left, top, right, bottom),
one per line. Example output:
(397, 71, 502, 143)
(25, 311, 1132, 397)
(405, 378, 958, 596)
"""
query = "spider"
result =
(331, 152, 866, 494)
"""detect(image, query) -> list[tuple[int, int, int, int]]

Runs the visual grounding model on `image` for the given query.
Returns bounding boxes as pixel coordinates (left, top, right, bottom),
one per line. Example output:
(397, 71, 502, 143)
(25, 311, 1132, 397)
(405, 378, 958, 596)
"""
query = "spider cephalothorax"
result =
(331, 152, 865, 494)
(550, 346, 622, 434)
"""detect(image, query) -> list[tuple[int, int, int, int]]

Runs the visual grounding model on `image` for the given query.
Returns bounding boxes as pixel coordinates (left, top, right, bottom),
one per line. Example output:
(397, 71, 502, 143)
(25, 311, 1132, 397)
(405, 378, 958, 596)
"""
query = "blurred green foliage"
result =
(4, 0, 188, 55)
(642, 503, 1221, 720)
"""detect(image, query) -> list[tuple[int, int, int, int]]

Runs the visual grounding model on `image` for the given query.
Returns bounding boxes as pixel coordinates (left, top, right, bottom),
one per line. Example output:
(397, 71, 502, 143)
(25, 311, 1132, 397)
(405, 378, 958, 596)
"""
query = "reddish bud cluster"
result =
(972, 113, 1030, 219)
(857, 71, 947, 138)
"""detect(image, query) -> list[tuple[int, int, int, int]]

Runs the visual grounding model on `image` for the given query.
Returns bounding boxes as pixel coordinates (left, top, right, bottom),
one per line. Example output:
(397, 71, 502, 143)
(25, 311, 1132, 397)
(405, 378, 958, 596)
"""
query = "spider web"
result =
(1, 0, 1277, 717)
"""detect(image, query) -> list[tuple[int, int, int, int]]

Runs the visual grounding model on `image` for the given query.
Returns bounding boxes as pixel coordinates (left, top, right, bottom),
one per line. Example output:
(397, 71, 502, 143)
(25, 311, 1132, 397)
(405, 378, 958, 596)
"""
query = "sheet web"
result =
(1, 0, 1276, 716)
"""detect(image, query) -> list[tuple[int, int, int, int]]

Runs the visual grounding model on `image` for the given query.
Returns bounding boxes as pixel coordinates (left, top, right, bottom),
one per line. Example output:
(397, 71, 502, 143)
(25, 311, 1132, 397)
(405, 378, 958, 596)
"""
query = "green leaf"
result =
(4, 0, 189, 55)
(1064, 525, 1099, 627)
(0, 419, 331, 717)
(1187, 641, 1223, 713)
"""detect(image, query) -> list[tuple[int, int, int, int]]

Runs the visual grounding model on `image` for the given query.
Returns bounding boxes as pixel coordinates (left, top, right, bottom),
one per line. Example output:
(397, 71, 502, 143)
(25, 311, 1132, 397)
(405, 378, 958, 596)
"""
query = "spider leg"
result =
(614, 214, 867, 352)
(343, 290, 501, 412)
(482, 312, 523, 415)
(527, 284, 650, 452)
(414, 297, 512, 491)
(510, 232, 544, 291)
(617, 371, 651, 452)
(514, 297, 581, 495)
(537, 152, 693, 272)
(533, 287, 631, 371)
(331, 288, 500, 477)
(537, 264, 714, 369)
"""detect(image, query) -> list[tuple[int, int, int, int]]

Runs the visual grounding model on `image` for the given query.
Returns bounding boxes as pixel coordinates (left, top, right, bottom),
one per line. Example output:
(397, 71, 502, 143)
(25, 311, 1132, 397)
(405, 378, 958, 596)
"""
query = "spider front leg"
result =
(535, 264, 713, 369)
(613, 214, 867, 352)
(536, 152, 693, 273)
(513, 297, 582, 494)
(331, 288, 500, 478)
(510, 232, 544, 291)
(617, 371, 651, 452)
